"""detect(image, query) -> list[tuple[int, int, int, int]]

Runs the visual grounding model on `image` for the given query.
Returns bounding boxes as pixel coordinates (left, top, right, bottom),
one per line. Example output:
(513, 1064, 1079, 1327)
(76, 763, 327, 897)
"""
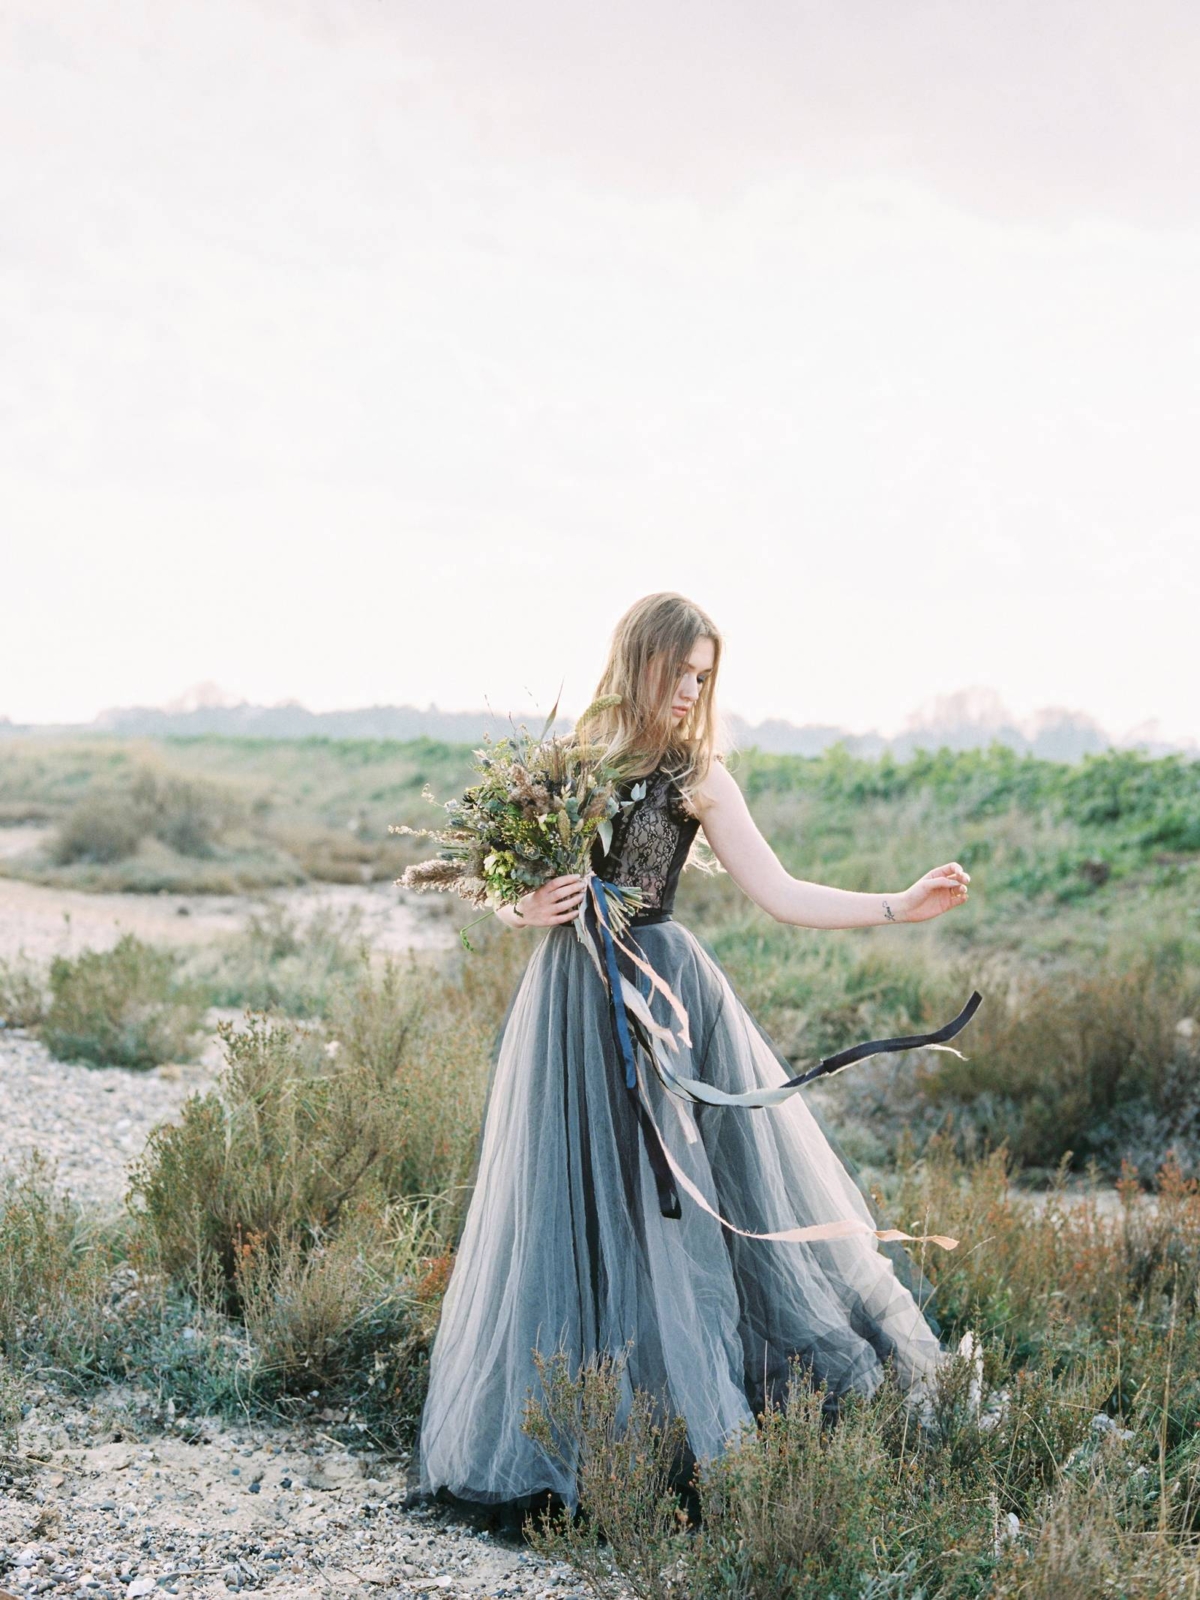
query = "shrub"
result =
(0, 952, 48, 1028)
(51, 787, 146, 864)
(130, 933, 518, 1301)
(232, 1195, 436, 1396)
(913, 959, 1200, 1176)
(524, 1347, 692, 1600)
(50, 766, 245, 865)
(130, 767, 245, 857)
(127, 1013, 399, 1303)
(0, 1353, 22, 1464)
(43, 933, 205, 1068)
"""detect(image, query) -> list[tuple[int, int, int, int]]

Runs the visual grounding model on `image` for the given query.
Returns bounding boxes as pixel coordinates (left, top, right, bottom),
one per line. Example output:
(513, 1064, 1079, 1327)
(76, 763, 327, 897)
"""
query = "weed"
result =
(0, 952, 48, 1028)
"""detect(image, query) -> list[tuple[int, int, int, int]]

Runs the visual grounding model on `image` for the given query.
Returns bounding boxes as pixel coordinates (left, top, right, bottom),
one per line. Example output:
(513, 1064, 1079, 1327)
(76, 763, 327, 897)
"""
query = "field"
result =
(2, 732, 1199, 1597)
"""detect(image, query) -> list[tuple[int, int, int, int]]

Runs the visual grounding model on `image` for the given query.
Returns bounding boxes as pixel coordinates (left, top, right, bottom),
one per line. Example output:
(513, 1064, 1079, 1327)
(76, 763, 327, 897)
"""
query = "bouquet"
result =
(392, 694, 652, 950)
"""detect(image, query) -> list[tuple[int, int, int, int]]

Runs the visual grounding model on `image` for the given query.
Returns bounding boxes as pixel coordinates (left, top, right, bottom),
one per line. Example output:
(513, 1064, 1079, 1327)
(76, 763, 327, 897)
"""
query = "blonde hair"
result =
(578, 591, 731, 819)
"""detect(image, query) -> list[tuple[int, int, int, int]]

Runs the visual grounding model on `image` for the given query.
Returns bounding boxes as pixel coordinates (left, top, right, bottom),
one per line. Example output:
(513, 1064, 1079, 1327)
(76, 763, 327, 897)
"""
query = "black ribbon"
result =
(584, 890, 982, 1220)
(780, 989, 983, 1091)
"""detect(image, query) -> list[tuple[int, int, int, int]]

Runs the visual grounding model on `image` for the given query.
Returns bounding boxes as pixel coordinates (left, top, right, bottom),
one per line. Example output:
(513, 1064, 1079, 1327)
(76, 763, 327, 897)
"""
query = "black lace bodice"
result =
(590, 763, 701, 913)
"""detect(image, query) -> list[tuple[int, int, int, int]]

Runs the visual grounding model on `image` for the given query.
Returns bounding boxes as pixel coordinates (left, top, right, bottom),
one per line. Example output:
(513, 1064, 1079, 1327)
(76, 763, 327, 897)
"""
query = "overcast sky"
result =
(3, 1, 1199, 740)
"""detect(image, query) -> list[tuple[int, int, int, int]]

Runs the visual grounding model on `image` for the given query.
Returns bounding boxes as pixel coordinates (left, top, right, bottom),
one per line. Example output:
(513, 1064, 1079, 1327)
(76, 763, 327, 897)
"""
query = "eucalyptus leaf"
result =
(597, 818, 613, 856)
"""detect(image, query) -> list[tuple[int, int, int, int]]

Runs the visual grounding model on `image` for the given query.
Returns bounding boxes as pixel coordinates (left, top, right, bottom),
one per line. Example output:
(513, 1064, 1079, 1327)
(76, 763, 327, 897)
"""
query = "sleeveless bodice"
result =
(590, 762, 701, 914)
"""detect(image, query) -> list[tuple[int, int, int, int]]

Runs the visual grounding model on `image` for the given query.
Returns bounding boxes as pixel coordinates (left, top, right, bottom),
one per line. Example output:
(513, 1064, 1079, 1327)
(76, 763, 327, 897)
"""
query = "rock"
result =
(125, 1582, 156, 1599)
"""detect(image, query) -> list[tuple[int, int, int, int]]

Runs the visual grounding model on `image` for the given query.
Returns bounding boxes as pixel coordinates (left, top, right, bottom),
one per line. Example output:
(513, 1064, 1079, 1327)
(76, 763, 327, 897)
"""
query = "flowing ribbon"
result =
(576, 872, 978, 1252)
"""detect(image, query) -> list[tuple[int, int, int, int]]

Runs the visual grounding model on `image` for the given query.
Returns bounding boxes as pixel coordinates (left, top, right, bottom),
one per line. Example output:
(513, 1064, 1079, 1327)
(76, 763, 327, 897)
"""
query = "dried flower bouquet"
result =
(392, 694, 651, 950)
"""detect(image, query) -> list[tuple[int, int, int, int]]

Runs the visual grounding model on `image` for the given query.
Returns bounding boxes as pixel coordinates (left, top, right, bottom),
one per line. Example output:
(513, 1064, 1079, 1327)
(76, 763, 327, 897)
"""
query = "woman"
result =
(413, 592, 971, 1514)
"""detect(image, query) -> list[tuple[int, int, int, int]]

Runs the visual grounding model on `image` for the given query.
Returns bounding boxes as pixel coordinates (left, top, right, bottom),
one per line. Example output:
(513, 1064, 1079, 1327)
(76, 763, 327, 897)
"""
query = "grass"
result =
(3, 734, 1200, 1590)
(521, 1141, 1200, 1597)
(9, 1102, 1174, 1595)
(1, 924, 525, 1441)
(42, 933, 207, 1069)
(182, 900, 374, 1019)
(0, 952, 48, 1029)
(0, 733, 467, 892)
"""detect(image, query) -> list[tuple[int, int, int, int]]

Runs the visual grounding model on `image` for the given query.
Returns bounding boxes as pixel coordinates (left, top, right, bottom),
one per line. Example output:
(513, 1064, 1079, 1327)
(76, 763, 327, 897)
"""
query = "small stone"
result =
(126, 1582, 156, 1600)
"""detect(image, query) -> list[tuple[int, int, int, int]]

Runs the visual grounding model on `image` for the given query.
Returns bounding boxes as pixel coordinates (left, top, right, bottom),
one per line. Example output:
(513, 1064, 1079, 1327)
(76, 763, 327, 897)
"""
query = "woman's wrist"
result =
(881, 892, 908, 925)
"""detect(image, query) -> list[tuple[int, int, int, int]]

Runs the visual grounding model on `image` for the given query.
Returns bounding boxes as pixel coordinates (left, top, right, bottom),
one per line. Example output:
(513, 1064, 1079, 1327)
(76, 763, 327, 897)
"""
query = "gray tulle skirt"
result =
(414, 917, 946, 1511)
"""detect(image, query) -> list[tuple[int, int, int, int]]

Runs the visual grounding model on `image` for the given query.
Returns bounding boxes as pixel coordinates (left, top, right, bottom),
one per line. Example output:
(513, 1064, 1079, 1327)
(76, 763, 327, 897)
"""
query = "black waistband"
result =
(627, 909, 674, 927)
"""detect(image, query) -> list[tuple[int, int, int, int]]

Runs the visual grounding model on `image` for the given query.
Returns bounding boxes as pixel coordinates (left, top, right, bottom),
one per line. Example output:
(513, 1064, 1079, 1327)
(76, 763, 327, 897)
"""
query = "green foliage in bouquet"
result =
(392, 694, 651, 950)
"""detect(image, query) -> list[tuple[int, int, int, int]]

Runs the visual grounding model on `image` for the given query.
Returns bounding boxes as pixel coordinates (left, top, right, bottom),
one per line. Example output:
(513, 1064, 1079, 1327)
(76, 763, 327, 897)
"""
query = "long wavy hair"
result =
(577, 592, 731, 819)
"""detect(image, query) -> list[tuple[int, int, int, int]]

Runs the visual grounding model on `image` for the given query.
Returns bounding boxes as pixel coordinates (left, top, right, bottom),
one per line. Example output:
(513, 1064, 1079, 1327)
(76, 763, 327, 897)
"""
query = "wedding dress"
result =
(413, 759, 947, 1511)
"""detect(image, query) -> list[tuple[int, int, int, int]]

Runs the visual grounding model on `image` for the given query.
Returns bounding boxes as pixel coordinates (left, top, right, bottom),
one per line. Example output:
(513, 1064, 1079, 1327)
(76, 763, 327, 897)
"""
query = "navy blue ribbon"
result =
(591, 878, 640, 1090)
(585, 879, 681, 1219)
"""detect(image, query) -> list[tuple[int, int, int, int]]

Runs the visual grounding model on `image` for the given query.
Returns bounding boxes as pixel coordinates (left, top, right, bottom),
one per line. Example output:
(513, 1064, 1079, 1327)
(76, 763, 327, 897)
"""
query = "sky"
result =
(3, 1, 1199, 741)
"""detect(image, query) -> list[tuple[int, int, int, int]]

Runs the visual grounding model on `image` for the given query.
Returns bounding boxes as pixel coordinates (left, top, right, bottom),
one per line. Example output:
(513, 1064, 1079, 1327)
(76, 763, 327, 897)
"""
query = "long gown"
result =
(413, 759, 946, 1511)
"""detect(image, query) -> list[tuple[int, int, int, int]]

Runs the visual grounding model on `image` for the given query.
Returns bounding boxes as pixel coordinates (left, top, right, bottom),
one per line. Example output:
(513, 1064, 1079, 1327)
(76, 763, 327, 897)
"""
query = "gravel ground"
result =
(0, 1028, 219, 1216)
(1, 1390, 592, 1600)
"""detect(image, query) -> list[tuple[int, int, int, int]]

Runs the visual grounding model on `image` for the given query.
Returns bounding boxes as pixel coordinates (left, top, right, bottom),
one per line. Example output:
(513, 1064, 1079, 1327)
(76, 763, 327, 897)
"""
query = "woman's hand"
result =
(510, 873, 588, 927)
(896, 863, 970, 923)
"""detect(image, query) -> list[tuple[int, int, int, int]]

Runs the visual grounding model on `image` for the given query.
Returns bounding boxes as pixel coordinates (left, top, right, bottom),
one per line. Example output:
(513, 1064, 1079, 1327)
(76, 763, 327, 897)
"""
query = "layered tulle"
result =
(414, 918, 946, 1510)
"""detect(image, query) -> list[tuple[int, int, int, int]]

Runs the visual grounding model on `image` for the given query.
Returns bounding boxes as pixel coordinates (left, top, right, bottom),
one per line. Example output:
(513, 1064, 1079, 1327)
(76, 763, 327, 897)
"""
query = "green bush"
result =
(43, 933, 205, 1068)
(912, 959, 1200, 1176)
(129, 934, 518, 1300)
(132, 768, 245, 857)
(128, 1012, 398, 1301)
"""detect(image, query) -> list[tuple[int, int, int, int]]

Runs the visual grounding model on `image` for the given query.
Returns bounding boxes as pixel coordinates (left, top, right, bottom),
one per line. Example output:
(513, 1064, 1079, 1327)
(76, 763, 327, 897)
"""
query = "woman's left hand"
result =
(899, 862, 970, 922)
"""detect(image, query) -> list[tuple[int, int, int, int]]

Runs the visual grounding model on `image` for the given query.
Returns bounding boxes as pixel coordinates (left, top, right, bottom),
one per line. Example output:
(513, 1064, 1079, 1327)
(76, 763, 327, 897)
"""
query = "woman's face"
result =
(666, 635, 715, 723)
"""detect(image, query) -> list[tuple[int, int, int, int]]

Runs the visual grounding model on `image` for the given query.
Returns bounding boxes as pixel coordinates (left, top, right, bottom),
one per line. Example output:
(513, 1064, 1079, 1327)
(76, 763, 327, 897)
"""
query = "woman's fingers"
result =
(548, 883, 586, 906)
(930, 862, 970, 884)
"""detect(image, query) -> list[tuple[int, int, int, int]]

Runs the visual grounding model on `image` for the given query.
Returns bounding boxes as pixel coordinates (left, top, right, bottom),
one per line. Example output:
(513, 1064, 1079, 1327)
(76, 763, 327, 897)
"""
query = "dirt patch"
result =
(0, 879, 454, 968)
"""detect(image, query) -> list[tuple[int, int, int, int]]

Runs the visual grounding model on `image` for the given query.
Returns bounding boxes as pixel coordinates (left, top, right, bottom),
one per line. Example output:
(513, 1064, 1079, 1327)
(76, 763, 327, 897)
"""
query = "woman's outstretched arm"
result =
(694, 759, 969, 929)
